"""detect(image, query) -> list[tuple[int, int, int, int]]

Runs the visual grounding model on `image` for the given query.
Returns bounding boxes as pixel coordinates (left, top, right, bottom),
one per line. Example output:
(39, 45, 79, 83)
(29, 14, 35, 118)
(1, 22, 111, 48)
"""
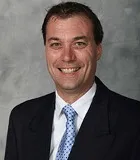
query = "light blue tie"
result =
(56, 104, 77, 160)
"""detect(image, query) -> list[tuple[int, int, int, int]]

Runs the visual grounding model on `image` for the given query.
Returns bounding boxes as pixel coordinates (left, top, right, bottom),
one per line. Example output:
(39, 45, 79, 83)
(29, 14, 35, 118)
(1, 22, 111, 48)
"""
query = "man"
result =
(5, 1, 140, 160)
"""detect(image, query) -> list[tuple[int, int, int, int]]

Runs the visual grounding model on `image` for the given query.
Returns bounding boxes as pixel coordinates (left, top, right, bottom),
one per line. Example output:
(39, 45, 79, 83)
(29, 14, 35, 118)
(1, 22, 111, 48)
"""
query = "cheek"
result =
(45, 52, 54, 70)
(82, 50, 97, 73)
(46, 47, 62, 61)
(79, 48, 96, 64)
(45, 50, 56, 63)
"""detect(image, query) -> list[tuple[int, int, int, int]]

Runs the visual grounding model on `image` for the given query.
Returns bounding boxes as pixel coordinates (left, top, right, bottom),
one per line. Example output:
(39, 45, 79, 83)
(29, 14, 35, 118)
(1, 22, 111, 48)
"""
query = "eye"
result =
(50, 42, 62, 49)
(74, 41, 87, 48)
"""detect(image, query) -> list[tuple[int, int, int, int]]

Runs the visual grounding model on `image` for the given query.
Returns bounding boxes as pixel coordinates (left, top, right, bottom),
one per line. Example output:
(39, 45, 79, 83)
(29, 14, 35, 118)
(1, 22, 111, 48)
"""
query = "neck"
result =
(56, 84, 94, 104)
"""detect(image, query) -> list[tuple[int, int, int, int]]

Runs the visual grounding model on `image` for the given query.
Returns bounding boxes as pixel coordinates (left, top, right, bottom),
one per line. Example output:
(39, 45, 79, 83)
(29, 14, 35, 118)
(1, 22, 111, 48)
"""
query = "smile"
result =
(59, 67, 80, 73)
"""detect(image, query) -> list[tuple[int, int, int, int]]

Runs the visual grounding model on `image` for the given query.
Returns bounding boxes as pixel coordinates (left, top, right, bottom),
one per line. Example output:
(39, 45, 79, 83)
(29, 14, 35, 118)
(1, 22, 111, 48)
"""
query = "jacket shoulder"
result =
(110, 90, 140, 109)
(109, 90, 140, 125)
(9, 92, 55, 122)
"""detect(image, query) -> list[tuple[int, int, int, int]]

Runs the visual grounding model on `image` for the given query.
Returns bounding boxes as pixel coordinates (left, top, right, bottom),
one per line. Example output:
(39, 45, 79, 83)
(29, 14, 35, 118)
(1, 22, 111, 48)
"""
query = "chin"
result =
(57, 82, 79, 91)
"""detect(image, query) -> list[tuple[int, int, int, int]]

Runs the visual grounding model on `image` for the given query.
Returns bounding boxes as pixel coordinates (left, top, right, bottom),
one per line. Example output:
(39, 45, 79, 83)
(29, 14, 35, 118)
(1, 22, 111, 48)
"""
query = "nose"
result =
(62, 45, 76, 62)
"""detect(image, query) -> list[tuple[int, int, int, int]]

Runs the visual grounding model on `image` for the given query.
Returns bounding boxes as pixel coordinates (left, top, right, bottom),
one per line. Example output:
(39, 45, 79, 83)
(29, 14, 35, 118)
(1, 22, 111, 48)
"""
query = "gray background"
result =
(0, 0, 140, 159)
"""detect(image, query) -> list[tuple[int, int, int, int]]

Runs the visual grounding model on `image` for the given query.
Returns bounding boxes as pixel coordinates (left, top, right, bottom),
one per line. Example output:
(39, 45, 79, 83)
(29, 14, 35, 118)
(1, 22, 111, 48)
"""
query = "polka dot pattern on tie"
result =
(56, 104, 77, 160)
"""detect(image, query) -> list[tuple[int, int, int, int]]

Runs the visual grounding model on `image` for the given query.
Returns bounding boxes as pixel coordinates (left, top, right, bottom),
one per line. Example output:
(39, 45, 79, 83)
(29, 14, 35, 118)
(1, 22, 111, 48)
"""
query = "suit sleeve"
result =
(4, 110, 18, 160)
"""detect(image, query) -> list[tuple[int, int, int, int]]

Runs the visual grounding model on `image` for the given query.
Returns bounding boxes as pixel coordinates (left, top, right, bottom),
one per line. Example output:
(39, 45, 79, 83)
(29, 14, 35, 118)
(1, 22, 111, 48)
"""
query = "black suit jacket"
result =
(5, 77, 140, 160)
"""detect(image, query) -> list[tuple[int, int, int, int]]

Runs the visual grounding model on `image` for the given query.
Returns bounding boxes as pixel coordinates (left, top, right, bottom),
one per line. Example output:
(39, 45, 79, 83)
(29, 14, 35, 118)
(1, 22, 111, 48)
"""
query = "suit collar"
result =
(29, 92, 55, 132)
(90, 76, 111, 135)
(75, 76, 111, 136)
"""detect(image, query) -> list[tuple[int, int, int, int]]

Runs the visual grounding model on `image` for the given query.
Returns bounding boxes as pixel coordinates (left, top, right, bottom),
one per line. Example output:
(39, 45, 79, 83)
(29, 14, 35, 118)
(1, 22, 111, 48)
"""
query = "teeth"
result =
(60, 68, 79, 73)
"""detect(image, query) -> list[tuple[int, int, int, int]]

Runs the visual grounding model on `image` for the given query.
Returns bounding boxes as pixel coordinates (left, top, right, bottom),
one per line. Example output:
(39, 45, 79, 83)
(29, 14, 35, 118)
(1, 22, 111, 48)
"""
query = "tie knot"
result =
(62, 104, 77, 120)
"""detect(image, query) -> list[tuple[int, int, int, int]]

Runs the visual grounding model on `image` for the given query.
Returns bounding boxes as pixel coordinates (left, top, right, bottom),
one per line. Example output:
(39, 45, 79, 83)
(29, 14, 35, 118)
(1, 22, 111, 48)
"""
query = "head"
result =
(42, 2, 103, 103)
(42, 1, 103, 45)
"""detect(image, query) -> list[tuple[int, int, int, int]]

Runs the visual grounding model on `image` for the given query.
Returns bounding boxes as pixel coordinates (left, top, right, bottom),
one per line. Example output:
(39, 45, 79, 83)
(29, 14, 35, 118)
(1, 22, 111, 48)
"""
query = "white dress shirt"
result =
(49, 83, 96, 160)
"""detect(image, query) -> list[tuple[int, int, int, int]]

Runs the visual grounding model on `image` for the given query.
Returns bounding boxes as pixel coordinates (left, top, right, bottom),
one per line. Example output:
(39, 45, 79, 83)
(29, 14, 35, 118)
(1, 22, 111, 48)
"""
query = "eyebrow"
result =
(73, 36, 88, 41)
(47, 36, 88, 42)
(47, 37, 60, 42)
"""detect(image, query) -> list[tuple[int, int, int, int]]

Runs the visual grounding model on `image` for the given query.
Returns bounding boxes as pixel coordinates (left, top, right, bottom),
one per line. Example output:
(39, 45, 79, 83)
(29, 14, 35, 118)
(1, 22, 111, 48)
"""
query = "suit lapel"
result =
(27, 93, 55, 160)
(68, 77, 115, 160)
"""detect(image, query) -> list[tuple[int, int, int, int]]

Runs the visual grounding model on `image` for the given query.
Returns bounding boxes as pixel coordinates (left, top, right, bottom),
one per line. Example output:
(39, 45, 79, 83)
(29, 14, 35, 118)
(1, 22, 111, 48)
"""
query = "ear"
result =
(96, 43, 102, 61)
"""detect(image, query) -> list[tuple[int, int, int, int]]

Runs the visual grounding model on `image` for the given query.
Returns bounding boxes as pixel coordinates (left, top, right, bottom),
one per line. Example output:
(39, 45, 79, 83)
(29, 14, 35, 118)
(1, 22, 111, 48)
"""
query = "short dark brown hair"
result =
(42, 1, 104, 45)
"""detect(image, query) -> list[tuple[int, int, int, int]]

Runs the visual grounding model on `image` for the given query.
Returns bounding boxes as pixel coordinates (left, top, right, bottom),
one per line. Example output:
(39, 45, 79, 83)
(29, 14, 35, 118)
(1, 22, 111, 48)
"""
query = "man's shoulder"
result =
(96, 76, 140, 128)
(109, 90, 140, 108)
(10, 92, 55, 121)
(108, 90, 140, 122)
(96, 76, 140, 110)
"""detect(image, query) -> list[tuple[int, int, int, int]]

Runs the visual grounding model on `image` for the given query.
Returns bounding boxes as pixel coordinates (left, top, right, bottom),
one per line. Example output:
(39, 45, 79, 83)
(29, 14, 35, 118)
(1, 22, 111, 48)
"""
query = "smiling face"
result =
(45, 15, 102, 102)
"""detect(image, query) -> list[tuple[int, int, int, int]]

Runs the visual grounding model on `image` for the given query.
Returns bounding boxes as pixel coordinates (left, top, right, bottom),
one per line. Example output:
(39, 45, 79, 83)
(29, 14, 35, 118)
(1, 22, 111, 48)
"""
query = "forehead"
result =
(46, 15, 93, 39)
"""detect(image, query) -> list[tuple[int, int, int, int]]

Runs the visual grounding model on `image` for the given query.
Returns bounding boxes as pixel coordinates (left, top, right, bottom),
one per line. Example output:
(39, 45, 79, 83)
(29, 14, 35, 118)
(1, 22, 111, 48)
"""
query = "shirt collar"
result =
(55, 82, 96, 119)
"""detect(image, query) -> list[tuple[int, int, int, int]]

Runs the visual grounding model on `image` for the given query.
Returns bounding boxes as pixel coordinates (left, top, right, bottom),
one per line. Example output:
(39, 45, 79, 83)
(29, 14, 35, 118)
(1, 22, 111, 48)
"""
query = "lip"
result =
(58, 67, 81, 74)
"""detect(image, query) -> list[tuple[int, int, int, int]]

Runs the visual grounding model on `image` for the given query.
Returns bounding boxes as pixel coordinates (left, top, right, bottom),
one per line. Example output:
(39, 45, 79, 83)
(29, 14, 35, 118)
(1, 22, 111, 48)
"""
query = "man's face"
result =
(45, 15, 102, 96)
